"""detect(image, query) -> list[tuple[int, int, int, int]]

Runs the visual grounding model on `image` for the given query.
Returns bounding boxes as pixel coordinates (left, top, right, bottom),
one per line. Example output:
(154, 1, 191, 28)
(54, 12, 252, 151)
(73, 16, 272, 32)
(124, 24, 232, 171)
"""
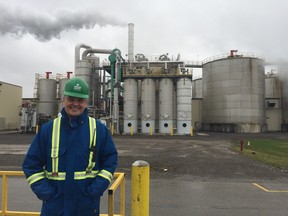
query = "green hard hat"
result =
(64, 77, 89, 99)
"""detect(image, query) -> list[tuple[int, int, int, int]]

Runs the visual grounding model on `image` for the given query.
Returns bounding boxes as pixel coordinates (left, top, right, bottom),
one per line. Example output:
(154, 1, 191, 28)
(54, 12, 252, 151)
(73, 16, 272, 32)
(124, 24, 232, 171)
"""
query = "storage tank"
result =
(265, 74, 281, 98)
(141, 78, 155, 134)
(265, 73, 282, 132)
(177, 78, 192, 134)
(159, 78, 174, 134)
(75, 57, 100, 106)
(57, 77, 70, 113)
(123, 78, 138, 134)
(37, 75, 57, 117)
(202, 55, 266, 133)
(192, 78, 202, 99)
(277, 62, 288, 130)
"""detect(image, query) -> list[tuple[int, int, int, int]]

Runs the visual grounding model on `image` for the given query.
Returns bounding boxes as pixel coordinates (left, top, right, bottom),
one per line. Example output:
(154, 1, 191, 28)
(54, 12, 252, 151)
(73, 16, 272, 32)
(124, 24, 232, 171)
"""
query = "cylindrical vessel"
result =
(37, 78, 57, 117)
(141, 79, 155, 134)
(159, 78, 174, 134)
(177, 78, 192, 134)
(57, 77, 70, 113)
(128, 23, 134, 63)
(277, 62, 288, 130)
(192, 78, 202, 99)
(123, 79, 138, 134)
(202, 57, 265, 133)
(75, 57, 101, 106)
(265, 75, 281, 98)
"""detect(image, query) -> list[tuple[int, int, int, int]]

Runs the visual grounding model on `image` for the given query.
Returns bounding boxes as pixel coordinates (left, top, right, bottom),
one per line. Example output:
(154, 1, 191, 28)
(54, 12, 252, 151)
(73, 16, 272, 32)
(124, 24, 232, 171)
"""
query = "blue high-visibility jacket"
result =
(22, 108, 118, 216)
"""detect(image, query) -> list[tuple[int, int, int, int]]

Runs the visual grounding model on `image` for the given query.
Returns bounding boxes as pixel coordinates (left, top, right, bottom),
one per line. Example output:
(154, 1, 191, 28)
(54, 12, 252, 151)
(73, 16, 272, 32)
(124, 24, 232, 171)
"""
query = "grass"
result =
(232, 139, 288, 170)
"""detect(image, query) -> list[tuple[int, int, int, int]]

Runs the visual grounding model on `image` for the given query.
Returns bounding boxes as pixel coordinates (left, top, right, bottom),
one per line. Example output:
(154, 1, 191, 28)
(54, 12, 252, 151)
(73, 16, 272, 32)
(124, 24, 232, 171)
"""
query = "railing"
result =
(202, 52, 265, 64)
(0, 171, 125, 216)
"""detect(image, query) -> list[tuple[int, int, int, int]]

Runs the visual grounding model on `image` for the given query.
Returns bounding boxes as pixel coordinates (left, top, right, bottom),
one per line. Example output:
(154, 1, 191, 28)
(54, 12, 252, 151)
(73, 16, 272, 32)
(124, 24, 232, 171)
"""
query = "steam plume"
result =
(0, 4, 126, 41)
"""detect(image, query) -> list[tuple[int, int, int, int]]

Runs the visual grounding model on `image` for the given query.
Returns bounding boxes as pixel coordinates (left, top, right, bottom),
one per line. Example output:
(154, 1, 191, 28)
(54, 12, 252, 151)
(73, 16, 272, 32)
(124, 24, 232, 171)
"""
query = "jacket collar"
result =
(60, 108, 88, 127)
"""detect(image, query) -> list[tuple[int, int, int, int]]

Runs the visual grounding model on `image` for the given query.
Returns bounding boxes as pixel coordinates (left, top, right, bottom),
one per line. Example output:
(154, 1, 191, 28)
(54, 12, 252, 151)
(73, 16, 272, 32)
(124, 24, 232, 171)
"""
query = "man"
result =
(22, 77, 118, 216)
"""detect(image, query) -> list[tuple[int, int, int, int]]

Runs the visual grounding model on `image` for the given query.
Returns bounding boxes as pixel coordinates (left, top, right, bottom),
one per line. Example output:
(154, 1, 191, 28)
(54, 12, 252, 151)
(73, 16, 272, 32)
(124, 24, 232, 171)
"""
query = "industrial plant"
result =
(2, 23, 287, 134)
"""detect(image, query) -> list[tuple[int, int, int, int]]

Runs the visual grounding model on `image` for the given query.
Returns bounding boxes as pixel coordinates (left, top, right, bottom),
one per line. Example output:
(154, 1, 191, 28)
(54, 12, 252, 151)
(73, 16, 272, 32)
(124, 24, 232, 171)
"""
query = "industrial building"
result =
(0, 81, 22, 130)
(3, 23, 288, 134)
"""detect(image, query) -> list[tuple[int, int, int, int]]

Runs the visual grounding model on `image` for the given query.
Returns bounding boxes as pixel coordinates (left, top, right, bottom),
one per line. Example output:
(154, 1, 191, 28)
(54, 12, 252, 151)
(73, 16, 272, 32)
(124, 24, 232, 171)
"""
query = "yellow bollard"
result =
(131, 160, 150, 216)
(36, 125, 39, 134)
(111, 124, 114, 135)
(130, 126, 134, 135)
(170, 125, 173, 136)
(190, 126, 194, 136)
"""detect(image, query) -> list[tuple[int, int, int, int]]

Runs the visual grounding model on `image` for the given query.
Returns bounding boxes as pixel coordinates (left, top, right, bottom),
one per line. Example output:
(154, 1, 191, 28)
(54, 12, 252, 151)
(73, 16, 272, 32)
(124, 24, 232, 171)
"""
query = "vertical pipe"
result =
(240, 140, 244, 151)
(131, 160, 150, 216)
(128, 23, 134, 63)
(114, 52, 120, 134)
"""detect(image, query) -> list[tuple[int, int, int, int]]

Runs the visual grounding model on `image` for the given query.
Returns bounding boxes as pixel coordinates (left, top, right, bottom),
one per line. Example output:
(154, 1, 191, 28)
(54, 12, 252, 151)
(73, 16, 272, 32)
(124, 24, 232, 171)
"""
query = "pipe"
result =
(66, 71, 73, 79)
(74, 43, 91, 71)
(128, 23, 134, 63)
(82, 48, 113, 60)
(45, 72, 52, 79)
(113, 49, 120, 134)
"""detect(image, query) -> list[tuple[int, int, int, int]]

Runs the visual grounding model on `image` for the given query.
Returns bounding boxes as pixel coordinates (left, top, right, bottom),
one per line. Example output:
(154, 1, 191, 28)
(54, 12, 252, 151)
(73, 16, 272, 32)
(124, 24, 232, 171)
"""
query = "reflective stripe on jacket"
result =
(22, 108, 118, 215)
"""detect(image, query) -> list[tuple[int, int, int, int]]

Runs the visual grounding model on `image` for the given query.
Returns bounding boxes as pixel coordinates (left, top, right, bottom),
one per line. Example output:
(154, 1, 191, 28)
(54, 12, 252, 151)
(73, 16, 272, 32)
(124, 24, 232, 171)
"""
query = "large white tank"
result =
(159, 78, 174, 134)
(192, 78, 202, 99)
(37, 78, 57, 116)
(141, 78, 155, 134)
(202, 56, 265, 133)
(265, 74, 281, 98)
(123, 79, 138, 134)
(177, 78, 192, 134)
(75, 59, 98, 106)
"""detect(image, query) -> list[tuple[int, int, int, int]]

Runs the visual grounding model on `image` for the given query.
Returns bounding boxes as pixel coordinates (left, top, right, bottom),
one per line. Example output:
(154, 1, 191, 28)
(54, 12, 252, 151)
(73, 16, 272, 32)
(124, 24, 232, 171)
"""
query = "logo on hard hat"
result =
(73, 84, 81, 91)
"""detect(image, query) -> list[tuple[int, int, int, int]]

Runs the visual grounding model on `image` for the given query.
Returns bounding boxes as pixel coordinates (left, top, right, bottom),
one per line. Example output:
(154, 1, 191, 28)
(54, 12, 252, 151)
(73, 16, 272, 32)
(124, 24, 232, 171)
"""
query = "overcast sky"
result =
(0, 0, 287, 97)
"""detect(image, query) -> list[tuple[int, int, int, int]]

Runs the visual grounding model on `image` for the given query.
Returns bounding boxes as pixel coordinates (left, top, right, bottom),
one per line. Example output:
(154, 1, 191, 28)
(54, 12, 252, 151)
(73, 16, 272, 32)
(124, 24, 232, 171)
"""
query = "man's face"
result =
(63, 96, 87, 117)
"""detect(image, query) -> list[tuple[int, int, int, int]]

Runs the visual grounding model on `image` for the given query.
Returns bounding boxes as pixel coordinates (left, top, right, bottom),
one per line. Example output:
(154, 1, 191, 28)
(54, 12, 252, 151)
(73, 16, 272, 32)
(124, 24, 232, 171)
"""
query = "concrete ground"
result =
(0, 132, 288, 215)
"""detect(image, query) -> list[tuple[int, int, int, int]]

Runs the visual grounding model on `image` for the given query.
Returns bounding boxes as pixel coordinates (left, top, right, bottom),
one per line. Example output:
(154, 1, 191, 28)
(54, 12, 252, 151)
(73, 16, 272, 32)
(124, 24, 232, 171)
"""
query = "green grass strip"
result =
(232, 139, 288, 170)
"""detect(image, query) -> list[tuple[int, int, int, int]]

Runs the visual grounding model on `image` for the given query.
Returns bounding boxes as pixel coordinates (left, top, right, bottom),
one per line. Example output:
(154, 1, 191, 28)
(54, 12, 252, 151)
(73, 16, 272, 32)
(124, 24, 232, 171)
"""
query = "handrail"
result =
(202, 52, 265, 65)
(0, 171, 125, 216)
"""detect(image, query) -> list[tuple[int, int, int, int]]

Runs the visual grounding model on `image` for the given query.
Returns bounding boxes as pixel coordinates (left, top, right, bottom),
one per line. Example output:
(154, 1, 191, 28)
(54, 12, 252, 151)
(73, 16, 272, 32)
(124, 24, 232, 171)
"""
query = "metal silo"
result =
(192, 78, 202, 99)
(277, 62, 288, 130)
(75, 58, 96, 106)
(37, 75, 57, 117)
(141, 78, 155, 134)
(265, 74, 281, 98)
(57, 77, 70, 113)
(123, 78, 138, 134)
(202, 55, 266, 133)
(159, 78, 174, 134)
(177, 78, 192, 134)
(265, 73, 282, 131)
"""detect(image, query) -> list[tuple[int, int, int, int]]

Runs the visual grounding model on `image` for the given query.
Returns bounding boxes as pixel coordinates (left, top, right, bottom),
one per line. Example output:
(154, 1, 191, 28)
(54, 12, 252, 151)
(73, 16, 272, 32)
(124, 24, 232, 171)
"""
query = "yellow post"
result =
(2, 174, 8, 213)
(170, 125, 173, 136)
(190, 126, 193, 136)
(130, 127, 134, 135)
(36, 125, 39, 134)
(131, 160, 150, 216)
(149, 127, 153, 136)
(111, 124, 114, 135)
